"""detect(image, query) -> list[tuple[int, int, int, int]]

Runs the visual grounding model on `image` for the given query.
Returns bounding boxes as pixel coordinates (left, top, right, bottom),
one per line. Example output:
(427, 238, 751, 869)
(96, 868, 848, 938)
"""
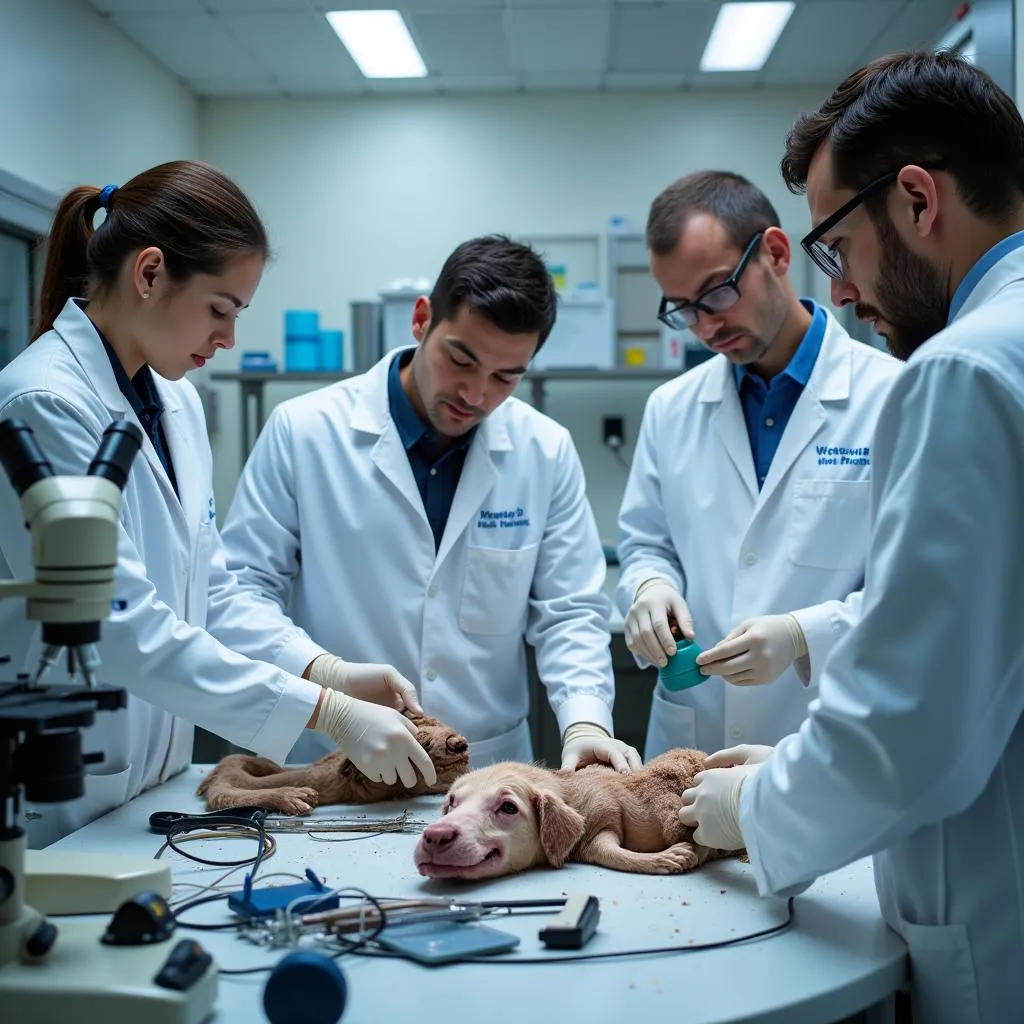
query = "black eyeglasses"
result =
(801, 161, 947, 280)
(657, 232, 764, 331)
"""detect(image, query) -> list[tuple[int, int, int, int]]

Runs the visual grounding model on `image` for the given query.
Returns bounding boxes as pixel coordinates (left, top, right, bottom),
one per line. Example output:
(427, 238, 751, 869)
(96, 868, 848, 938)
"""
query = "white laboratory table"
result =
(49, 766, 907, 1024)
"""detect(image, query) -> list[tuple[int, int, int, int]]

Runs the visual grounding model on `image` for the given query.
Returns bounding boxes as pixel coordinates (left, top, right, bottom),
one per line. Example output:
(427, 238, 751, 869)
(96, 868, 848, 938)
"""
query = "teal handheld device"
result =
(659, 624, 705, 691)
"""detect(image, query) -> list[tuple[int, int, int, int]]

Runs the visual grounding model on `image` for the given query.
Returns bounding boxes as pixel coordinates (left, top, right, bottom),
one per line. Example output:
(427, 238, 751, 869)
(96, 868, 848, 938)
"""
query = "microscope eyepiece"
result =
(0, 419, 55, 496)
(87, 420, 144, 492)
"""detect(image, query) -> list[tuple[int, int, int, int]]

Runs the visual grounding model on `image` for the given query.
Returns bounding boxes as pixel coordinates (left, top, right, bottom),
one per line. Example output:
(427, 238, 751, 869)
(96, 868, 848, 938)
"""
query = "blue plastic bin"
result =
(319, 330, 344, 372)
(285, 309, 321, 372)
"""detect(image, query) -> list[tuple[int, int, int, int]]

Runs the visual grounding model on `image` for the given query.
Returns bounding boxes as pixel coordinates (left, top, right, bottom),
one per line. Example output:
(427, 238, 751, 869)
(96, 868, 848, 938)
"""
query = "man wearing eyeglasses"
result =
(617, 170, 901, 760)
(679, 52, 1024, 1022)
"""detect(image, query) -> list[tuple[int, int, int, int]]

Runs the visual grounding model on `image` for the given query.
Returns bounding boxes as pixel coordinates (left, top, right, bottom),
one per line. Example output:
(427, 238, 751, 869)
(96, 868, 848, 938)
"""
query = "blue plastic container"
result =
(659, 630, 705, 692)
(285, 336, 319, 371)
(284, 309, 319, 337)
(284, 309, 321, 372)
(319, 330, 344, 372)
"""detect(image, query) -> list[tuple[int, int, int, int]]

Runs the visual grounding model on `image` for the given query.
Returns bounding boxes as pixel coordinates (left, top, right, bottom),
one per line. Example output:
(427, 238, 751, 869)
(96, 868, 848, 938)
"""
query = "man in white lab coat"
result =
(679, 52, 1024, 1022)
(220, 235, 641, 772)
(617, 171, 900, 759)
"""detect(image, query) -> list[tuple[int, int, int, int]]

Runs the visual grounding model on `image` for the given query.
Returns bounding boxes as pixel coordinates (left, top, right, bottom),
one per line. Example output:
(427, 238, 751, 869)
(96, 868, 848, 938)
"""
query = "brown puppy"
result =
(197, 713, 471, 815)
(415, 749, 731, 880)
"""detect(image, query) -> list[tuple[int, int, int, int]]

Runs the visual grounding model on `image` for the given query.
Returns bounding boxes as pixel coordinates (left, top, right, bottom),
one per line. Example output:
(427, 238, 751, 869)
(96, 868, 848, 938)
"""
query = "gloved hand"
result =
(703, 743, 774, 768)
(560, 722, 643, 773)
(624, 577, 694, 668)
(308, 654, 423, 714)
(313, 688, 437, 789)
(695, 613, 807, 686)
(678, 763, 760, 850)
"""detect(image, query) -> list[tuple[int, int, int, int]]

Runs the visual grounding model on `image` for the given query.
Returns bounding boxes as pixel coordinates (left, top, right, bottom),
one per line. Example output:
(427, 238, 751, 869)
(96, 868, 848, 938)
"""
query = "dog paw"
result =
(274, 787, 319, 816)
(648, 842, 700, 874)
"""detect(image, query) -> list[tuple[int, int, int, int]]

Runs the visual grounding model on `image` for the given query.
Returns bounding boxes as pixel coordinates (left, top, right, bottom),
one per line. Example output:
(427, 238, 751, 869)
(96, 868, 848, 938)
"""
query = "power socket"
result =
(603, 416, 624, 449)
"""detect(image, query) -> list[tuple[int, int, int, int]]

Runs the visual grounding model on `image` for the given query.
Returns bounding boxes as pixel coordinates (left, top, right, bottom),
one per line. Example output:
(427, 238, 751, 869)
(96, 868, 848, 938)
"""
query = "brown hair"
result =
(646, 170, 781, 256)
(36, 159, 269, 339)
(781, 50, 1024, 221)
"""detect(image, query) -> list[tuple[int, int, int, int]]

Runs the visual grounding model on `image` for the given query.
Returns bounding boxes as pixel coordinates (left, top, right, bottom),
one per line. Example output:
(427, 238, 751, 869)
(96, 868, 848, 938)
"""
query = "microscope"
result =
(0, 418, 217, 1024)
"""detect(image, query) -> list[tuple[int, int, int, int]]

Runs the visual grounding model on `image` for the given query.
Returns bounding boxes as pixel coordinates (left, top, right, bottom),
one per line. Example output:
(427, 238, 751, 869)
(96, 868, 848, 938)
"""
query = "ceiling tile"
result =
(861, 0, 955, 58)
(521, 71, 603, 89)
(504, 7, 613, 74)
(604, 71, 686, 89)
(110, 11, 269, 79)
(89, 0, 202, 10)
(763, 1, 903, 85)
(188, 77, 287, 97)
(609, 3, 717, 74)
(434, 74, 523, 92)
(216, 10, 361, 80)
(407, 11, 510, 75)
(205, 0, 318, 9)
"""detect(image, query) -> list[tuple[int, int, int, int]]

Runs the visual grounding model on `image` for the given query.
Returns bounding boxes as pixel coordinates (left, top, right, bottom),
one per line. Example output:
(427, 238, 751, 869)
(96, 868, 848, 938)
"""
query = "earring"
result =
(142, 292, 150, 299)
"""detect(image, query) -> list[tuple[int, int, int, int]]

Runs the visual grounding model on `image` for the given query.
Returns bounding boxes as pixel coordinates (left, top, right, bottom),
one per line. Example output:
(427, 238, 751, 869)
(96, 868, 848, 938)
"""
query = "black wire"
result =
(165, 819, 268, 870)
(171, 891, 239, 932)
(344, 896, 796, 966)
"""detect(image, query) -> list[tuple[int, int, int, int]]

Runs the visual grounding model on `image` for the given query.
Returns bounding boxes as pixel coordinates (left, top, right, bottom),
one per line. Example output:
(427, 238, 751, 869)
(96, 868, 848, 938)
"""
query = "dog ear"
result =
(535, 792, 586, 868)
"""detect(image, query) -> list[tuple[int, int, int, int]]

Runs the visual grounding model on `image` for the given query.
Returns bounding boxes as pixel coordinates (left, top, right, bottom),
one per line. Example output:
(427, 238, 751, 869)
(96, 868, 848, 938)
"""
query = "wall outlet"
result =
(602, 416, 624, 448)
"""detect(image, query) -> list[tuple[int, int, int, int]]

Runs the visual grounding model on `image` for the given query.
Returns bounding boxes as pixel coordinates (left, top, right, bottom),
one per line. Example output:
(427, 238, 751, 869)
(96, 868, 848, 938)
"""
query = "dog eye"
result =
(499, 800, 518, 815)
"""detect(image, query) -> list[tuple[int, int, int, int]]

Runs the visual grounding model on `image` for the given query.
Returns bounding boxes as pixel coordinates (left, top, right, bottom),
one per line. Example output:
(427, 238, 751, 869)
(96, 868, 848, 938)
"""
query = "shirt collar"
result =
(948, 230, 1024, 324)
(386, 348, 476, 453)
(98, 331, 164, 422)
(734, 298, 825, 391)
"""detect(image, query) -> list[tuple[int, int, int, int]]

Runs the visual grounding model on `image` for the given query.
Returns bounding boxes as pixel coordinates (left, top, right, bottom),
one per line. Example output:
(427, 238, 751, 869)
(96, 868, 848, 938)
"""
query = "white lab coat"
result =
(0, 300, 320, 846)
(617, 308, 901, 758)
(741, 244, 1024, 1023)
(218, 350, 615, 767)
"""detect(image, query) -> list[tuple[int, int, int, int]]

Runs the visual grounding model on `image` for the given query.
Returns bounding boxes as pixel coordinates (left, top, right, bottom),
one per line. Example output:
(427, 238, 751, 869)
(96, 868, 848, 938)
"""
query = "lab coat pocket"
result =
(789, 479, 871, 570)
(898, 919, 982, 1024)
(459, 543, 539, 636)
(645, 686, 697, 760)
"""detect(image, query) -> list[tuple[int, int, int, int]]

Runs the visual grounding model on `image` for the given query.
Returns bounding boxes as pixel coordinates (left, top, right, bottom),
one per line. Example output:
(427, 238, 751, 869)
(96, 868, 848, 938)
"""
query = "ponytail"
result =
(34, 187, 104, 339)
(33, 160, 269, 341)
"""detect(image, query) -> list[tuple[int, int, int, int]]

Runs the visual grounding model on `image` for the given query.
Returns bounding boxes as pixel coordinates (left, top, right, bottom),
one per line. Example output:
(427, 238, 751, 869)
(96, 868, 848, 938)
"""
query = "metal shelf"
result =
(211, 367, 679, 460)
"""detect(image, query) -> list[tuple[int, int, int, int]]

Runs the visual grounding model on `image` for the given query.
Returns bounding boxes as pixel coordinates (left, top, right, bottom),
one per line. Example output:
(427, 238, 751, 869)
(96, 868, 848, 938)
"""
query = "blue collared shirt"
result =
(733, 299, 826, 489)
(388, 350, 474, 552)
(99, 335, 179, 498)
(948, 230, 1024, 323)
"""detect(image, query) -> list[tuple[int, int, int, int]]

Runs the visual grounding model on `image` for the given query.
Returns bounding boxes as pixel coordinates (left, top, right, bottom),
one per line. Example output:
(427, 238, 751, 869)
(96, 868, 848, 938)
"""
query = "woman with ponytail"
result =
(0, 161, 433, 845)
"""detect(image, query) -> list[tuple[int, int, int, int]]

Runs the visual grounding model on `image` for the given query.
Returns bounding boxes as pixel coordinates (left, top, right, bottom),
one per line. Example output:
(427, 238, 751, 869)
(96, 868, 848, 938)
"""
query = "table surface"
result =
(50, 766, 907, 1024)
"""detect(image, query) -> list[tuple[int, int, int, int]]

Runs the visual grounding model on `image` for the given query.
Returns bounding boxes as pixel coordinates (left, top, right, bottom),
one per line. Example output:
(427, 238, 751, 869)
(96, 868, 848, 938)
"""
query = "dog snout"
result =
(421, 821, 459, 851)
(446, 735, 468, 754)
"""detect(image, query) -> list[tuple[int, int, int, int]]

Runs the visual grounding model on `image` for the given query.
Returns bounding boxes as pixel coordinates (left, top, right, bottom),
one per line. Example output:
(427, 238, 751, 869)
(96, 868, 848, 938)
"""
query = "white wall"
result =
(199, 88, 828, 543)
(0, 0, 197, 199)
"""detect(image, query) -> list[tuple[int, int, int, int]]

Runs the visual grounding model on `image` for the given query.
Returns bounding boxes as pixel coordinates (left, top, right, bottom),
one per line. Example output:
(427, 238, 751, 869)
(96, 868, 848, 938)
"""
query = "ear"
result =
(535, 792, 586, 868)
(894, 165, 940, 239)
(760, 226, 792, 277)
(132, 245, 164, 298)
(411, 297, 432, 342)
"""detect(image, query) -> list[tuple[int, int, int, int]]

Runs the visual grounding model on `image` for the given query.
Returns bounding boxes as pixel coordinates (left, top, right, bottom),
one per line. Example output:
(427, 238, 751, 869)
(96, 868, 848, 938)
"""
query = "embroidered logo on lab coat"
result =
(478, 507, 530, 529)
(816, 445, 870, 466)
(207, 496, 217, 522)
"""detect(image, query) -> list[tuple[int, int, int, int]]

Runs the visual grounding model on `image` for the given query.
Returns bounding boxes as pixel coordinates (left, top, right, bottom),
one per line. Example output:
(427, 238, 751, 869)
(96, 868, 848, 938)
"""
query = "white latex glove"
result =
(624, 577, 694, 668)
(308, 654, 423, 714)
(695, 613, 807, 686)
(678, 763, 760, 850)
(313, 689, 437, 789)
(560, 722, 643, 773)
(703, 744, 774, 768)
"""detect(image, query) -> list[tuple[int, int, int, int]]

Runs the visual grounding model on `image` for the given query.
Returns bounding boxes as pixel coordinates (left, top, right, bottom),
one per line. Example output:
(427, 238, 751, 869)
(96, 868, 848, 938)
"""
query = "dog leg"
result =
(575, 829, 701, 875)
(202, 781, 319, 815)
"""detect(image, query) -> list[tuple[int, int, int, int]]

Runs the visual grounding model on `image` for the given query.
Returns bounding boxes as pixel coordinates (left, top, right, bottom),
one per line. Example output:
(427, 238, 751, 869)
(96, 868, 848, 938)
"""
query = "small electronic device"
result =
(376, 920, 520, 964)
(228, 869, 338, 920)
(659, 623, 705, 691)
(538, 892, 600, 949)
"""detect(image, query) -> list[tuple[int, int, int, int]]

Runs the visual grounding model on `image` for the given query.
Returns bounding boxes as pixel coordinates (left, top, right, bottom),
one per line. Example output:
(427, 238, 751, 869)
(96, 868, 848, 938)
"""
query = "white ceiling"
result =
(84, 0, 957, 97)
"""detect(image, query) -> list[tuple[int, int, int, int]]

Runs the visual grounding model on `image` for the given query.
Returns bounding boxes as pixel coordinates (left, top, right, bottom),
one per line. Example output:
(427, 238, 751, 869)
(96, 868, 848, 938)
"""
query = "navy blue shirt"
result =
(388, 351, 474, 551)
(99, 335, 179, 498)
(733, 300, 825, 489)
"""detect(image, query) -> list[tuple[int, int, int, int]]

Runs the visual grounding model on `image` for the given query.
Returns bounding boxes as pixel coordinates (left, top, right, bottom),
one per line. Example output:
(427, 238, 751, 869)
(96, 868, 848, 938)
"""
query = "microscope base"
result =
(0, 917, 218, 1024)
(25, 849, 173, 914)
